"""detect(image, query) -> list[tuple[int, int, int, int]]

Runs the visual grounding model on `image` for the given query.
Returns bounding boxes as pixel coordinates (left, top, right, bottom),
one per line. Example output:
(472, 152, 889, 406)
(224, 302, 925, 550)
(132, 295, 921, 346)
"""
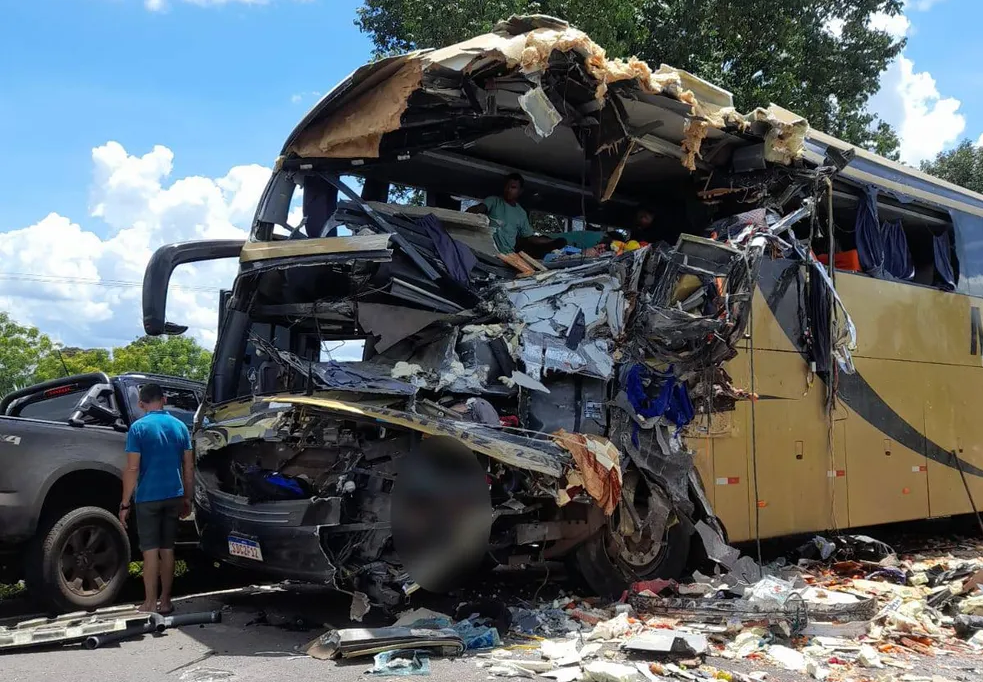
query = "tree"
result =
(34, 347, 113, 382)
(356, 0, 904, 155)
(0, 312, 213, 399)
(921, 140, 983, 195)
(0, 312, 55, 395)
(109, 336, 212, 383)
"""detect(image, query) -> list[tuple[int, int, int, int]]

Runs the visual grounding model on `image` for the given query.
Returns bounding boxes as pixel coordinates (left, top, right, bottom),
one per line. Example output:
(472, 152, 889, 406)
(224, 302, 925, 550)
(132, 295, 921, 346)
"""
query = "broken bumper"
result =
(194, 490, 340, 582)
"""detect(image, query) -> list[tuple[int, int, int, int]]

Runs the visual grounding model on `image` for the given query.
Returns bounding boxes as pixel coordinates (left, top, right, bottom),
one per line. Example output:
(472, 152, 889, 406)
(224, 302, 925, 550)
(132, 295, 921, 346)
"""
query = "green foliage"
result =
(108, 336, 212, 383)
(0, 311, 56, 396)
(390, 184, 427, 206)
(921, 140, 983, 195)
(0, 312, 212, 397)
(356, 0, 905, 155)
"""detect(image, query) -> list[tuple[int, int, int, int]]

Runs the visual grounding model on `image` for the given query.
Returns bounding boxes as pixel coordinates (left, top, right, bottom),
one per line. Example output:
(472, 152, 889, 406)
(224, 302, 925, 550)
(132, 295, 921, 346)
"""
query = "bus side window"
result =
(951, 210, 983, 297)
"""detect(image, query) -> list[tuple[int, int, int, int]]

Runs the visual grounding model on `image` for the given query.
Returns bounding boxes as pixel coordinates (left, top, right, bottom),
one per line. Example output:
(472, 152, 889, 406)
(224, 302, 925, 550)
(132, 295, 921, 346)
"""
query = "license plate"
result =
(228, 536, 263, 562)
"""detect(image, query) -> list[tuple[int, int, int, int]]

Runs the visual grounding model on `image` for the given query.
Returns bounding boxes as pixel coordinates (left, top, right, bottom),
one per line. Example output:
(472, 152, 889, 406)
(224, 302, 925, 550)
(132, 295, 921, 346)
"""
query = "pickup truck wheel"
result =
(36, 506, 130, 612)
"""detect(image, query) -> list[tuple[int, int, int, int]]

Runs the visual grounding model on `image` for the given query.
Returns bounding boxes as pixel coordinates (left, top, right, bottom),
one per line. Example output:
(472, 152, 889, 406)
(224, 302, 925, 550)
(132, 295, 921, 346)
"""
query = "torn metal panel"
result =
(622, 630, 709, 656)
(288, 60, 424, 159)
(282, 17, 807, 181)
(358, 303, 450, 353)
(261, 345, 419, 396)
(265, 396, 568, 477)
(526, 376, 606, 435)
(307, 626, 465, 659)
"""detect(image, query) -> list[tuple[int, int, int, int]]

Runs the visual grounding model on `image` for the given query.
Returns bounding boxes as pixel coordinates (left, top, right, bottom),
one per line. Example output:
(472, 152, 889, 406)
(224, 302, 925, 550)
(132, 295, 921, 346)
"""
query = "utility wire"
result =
(0, 272, 221, 293)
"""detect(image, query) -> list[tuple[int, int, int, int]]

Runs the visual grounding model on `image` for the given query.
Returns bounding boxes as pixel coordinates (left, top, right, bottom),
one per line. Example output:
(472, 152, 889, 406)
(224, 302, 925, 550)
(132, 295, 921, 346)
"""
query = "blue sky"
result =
(905, 0, 983, 135)
(0, 0, 979, 348)
(0, 0, 372, 233)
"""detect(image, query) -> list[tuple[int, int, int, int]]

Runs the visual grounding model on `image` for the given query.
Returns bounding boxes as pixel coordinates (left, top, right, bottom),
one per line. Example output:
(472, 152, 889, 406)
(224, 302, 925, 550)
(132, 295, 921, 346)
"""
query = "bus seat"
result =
(817, 250, 861, 272)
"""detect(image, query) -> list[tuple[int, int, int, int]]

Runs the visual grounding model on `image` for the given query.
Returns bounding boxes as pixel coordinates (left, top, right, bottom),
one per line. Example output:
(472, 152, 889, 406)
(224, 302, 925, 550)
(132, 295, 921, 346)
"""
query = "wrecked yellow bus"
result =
(141, 16, 982, 605)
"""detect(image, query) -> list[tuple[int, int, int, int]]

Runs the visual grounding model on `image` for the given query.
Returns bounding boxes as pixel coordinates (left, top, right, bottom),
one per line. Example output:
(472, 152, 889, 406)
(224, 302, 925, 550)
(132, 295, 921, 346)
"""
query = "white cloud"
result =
(868, 4, 965, 165)
(869, 11, 910, 39)
(0, 142, 273, 350)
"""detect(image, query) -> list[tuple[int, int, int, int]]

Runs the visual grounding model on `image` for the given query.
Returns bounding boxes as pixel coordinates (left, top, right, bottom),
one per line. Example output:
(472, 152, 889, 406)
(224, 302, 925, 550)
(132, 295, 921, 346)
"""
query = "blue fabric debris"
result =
(543, 245, 583, 263)
(624, 364, 694, 445)
(933, 232, 956, 291)
(452, 620, 502, 650)
(881, 219, 914, 280)
(262, 471, 305, 496)
(242, 466, 310, 503)
(855, 186, 915, 281)
(403, 618, 501, 651)
(866, 567, 907, 585)
(855, 186, 884, 275)
(415, 213, 477, 285)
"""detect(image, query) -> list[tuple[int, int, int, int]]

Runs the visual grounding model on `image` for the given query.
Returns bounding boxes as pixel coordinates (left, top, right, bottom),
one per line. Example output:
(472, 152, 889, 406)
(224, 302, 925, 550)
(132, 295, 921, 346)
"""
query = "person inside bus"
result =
(467, 173, 565, 255)
(602, 205, 661, 248)
(626, 205, 658, 244)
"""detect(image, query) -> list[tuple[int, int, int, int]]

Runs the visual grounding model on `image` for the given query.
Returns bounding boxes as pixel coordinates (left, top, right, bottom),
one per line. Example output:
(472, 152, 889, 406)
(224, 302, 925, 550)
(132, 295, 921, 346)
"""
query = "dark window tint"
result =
(15, 391, 85, 421)
(952, 210, 983, 297)
(133, 385, 200, 427)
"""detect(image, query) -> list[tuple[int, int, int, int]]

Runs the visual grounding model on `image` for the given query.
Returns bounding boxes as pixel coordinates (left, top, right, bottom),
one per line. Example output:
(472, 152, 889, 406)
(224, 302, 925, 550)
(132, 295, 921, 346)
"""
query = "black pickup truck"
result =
(0, 372, 203, 612)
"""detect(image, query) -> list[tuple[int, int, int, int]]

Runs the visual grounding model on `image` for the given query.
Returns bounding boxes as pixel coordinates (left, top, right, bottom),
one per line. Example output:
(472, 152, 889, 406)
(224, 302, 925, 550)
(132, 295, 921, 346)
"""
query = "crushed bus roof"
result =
(276, 15, 808, 208)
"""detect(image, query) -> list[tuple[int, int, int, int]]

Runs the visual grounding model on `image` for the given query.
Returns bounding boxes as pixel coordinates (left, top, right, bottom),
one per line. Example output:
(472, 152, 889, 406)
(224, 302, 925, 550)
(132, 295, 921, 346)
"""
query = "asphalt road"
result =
(0, 580, 544, 682)
(3, 516, 983, 682)
(2, 578, 982, 682)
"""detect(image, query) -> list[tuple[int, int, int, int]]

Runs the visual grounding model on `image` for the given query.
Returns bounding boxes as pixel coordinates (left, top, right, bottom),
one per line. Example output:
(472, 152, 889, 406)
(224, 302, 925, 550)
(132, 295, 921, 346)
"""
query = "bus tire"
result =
(572, 520, 690, 599)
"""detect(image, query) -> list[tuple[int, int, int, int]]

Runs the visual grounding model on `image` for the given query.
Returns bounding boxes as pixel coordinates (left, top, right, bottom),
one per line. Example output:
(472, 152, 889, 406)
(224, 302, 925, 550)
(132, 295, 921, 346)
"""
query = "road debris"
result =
(294, 532, 983, 680)
(179, 668, 235, 682)
(304, 626, 466, 659)
(367, 649, 432, 676)
(0, 607, 222, 653)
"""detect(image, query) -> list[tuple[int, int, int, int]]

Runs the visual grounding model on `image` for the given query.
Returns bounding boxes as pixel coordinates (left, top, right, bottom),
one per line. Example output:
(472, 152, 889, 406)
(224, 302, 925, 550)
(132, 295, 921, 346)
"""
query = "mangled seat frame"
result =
(142, 15, 854, 608)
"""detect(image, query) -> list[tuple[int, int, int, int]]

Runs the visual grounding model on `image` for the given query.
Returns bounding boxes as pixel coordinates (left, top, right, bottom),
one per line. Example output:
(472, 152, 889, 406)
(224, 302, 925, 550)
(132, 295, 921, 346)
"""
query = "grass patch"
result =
(127, 560, 189, 578)
(0, 582, 25, 600)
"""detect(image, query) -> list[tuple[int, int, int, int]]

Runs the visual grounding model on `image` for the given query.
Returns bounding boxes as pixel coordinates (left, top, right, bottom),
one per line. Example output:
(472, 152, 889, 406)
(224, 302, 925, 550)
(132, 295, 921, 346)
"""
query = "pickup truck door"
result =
(0, 414, 126, 541)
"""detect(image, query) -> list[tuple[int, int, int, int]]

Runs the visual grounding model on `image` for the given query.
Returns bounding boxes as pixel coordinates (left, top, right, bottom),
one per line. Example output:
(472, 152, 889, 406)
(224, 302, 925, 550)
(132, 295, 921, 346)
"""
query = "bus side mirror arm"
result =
(142, 240, 245, 336)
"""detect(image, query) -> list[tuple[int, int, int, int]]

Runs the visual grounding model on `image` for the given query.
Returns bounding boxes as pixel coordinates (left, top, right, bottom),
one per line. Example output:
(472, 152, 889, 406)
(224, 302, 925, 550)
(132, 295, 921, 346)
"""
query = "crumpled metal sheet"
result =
(266, 396, 568, 477)
(285, 16, 807, 168)
(358, 303, 451, 354)
(520, 331, 614, 381)
(504, 265, 628, 381)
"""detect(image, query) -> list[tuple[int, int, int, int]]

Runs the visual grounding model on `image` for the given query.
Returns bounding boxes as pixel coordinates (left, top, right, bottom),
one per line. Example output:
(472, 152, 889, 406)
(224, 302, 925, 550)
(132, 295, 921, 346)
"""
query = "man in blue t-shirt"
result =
(119, 383, 193, 614)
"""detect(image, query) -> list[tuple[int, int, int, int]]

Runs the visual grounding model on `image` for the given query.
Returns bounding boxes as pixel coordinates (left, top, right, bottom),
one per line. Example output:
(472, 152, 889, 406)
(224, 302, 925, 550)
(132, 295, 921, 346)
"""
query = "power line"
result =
(0, 272, 222, 293)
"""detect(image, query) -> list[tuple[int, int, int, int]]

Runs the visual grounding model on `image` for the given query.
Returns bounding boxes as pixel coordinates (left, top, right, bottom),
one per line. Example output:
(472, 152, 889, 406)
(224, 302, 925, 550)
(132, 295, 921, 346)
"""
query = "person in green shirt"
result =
(468, 173, 563, 255)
